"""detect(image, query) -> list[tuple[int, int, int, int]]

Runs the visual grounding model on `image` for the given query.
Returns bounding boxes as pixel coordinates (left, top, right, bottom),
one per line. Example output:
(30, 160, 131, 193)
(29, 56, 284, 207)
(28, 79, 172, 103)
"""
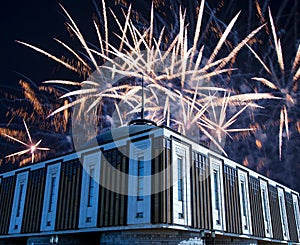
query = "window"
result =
(238, 170, 252, 234)
(171, 142, 191, 226)
(292, 194, 300, 240)
(280, 197, 288, 236)
(278, 188, 289, 240)
(213, 169, 221, 224)
(241, 180, 248, 229)
(127, 139, 152, 225)
(16, 184, 24, 218)
(78, 152, 101, 228)
(279, 196, 289, 239)
(262, 190, 271, 233)
(210, 157, 224, 230)
(87, 168, 95, 207)
(178, 158, 183, 202)
(193, 151, 208, 177)
(137, 157, 144, 201)
(48, 176, 56, 212)
(41, 163, 61, 231)
(9, 171, 29, 234)
(260, 180, 272, 237)
(136, 212, 143, 218)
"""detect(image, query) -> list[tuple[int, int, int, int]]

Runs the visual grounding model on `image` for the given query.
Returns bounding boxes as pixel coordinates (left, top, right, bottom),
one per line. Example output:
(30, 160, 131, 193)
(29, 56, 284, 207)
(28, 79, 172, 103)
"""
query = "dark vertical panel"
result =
(161, 146, 167, 224)
(120, 153, 128, 225)
(108, 150, 115, 226)
(0, 176, 16, 234)
(223, 166, 242, 234)
(149, 138, 169, 225)
(114, 153, 121, 226)
(194, 154, 200, 228)
(190, 152, 211, 229)
(151, 148, 160, 223)
(98, 148, 128, 227)
(104, 151, 111, 227)
(74, 162, 81, 228)
(193, 154, 211, 230)
(248, 176, 264, 237)
(285, 192, 298, 242)
(55, 159, 81, 230)
(233, 169, 242, 234)
(98, 151, 106, 227)
(190, 152, 197, 228)
(166, 144, 172, 224)
(21, 168, 46, 233)
(269, 185, 283, 240)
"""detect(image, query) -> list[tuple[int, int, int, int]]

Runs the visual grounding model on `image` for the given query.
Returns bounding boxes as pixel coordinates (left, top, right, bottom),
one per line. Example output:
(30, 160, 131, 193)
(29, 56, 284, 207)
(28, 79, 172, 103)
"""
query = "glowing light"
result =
(249, 8, 300, 159)
(16, 1, 277, 156)
(2, 120, 50, 163)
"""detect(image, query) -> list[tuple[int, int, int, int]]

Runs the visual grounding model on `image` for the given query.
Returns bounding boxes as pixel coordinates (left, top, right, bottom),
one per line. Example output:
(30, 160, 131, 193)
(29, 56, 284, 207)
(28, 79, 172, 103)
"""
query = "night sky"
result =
(1, 0, 97, 86)
(1, 0, 299, 189)
(0, 0, 295, 85)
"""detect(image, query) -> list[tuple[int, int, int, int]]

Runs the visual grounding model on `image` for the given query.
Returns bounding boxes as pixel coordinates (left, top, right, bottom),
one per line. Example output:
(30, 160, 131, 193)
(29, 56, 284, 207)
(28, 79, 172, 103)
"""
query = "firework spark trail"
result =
(0, 79, 74, 165)
(15, 0, 280, 156)
(247, 8, 300, 159)
(2, 120, 50, 163)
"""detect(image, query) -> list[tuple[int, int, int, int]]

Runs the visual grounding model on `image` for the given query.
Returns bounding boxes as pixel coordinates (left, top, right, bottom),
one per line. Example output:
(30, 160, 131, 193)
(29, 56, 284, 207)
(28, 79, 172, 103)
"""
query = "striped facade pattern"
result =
(191, 151, 212, 230)
(0, 176, 15, 234)
(286, 192, 299, 241)
(248, 176, 264, 238)
(55, 159, 81, 230)
(151, 138, 171, 224)
(98, 148, 128, 227)
(21, 168, 45, 233)
(223, 165, 242, 234)
(269, 185, 284, 241)
(0, 126, 299, 244)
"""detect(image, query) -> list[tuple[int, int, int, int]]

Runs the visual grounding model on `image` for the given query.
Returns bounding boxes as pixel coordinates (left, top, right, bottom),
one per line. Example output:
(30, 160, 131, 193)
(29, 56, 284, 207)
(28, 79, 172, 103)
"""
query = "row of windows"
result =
(211, 162, 300, 240)
(5, 150, 300, 241)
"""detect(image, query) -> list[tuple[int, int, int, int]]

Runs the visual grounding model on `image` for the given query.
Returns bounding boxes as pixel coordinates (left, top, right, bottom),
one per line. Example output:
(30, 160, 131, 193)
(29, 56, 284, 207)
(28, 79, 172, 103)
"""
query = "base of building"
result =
(19, 229, 271, 245)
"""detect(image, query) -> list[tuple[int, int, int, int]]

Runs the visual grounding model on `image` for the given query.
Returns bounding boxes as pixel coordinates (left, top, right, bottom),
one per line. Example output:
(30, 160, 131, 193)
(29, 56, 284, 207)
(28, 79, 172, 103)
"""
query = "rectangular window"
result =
(136, 212, 143, 218)
(16, 184, 24, 218)
(293, 198, 300, 239)
(178, 158, 183, 201)
(241, 180, 248, 230)
(261, 188, 271, 235)
(238, 171, 252, 234)
(137, 157, 144, 201)
(48, 176, 56, 212)
(213, 170, 220, 211)
(87, 168, 95, 207)
(213, 169, 221, 224)
(279, 196, 288, 237)
(260, 180, 272, 237)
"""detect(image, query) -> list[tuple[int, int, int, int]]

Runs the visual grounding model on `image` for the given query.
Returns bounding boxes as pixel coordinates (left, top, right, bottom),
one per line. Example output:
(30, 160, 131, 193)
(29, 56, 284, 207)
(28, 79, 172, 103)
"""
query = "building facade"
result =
(0, 125, 299, 244)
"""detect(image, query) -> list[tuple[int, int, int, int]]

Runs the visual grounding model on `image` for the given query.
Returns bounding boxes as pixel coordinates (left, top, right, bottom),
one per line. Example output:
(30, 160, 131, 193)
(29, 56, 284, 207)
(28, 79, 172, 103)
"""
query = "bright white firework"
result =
(17, 0, 276, 155)
(249, 8, 300, 159)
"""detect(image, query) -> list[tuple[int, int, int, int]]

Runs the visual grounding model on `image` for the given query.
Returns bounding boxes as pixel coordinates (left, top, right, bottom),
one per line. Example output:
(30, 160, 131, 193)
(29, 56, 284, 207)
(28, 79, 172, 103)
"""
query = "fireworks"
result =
(248, 8, 300, 159)
(2, 120, 50, 163)
(15, 0, 277, 156)
(0, 79, 73, 166)
(1, 0, 299, 195)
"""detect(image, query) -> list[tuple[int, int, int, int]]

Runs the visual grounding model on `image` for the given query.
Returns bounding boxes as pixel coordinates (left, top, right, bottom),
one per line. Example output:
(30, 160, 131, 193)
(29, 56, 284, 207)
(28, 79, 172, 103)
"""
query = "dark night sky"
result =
(0, 0, 293, 87)
(0, 0, 96, 87)
(0, 0, 299, 189)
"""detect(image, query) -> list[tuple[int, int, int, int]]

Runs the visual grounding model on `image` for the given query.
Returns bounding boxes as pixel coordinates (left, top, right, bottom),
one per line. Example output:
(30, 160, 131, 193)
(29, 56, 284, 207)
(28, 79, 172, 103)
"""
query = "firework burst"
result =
(0, 78, 73, 166)
(248, 8, 300, 159)
(15, 0, 279, 156)
(2, 120, 50, 163)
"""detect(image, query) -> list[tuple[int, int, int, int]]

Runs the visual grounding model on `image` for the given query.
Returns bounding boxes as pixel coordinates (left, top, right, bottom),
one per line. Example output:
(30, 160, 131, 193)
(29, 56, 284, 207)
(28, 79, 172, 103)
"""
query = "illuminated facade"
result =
(0, 124, 299, 244)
